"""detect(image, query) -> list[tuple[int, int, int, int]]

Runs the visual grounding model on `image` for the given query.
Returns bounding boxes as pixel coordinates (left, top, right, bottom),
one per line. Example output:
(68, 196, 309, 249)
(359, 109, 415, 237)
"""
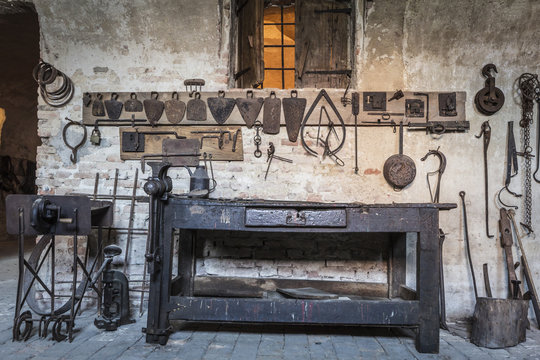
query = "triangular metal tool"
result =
(105, 93, 123, 120)
(263, 91, 281, 134)
(92, 93, 105, 116)
(207, 90, 235, 125)
(186, 92, 207, 121)
(144, 92, 165, 126)
(125, 93, 143, 112)
(236, 90, 263, 128)
(283, 90, 306, 142)
(165, 92, 186, 124)
(300, 89, 346, 156)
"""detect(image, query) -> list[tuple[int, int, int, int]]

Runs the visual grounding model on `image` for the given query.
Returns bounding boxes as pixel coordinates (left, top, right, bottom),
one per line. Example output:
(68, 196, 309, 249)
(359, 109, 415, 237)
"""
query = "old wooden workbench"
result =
(143, 197, 455, 354)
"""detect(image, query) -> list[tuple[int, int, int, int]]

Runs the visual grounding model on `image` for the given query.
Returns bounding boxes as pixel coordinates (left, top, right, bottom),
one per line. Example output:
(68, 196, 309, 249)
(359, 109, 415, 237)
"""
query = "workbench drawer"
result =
(245, 208, 347, 227)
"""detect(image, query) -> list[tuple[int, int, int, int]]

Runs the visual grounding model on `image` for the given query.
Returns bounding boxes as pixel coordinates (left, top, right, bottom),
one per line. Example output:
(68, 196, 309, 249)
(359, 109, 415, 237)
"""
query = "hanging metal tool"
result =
(460, 191, 479, 300)
(383, 121, 416, 190)
(283, 90, 307, 142)
(236, 90, 263, 129)
(475, 64, 505, 115)
(263, 91, 281, 135)
(497, 121, 521, 209)
(264, 142, 292, 180)
(62, 118, 87, 164)
(439, 229, 448, 330)
(253, 120, 263, 158)
(164, 92, 186, 124)
(508, 209, 540, 328)
(352, 92, 359, 174)
(104, 93, 123, 120)
(92, 93, 105, 117)
(388, 90, 404, 102)
(187, 92, 207, 122)
(144, 92, 165, 126)
(499, 208, 522, 299)
(300, 89, 346, 161)
(475, 121, 494, 238)
(124, 93, 143, 112)
(420, 147, 446, 203)
(533, 91, 540, 183)
(413, 92, 429, 121)
(207, 90, 236, 125)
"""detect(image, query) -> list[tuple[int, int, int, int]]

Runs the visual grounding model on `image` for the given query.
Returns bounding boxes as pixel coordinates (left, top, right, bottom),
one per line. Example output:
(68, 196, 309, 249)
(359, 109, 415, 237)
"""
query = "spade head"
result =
(207, 91, 235, 124)
(125, 93, 143, 112)
(263, 91, 281, 135)
(186, 92, 207, 121)
(165, 92, 186, 124)
(283, 90, 307, 142)
(105, 93, 123, 120)
(236, 90, 263, 128)
(92, 93, 105, 116)
(144, 92, 165, 126)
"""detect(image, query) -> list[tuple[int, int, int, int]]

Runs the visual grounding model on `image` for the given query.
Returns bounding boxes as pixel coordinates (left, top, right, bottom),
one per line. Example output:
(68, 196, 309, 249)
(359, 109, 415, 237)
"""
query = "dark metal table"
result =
(143, 193, 455, 354)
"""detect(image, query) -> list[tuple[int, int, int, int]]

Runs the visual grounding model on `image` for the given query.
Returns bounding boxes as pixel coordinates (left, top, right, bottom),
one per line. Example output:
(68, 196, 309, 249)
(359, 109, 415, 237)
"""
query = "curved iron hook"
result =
(420, 147, 446, 203)
(62, 118, 87, 164)
(481, 63, 498, 78)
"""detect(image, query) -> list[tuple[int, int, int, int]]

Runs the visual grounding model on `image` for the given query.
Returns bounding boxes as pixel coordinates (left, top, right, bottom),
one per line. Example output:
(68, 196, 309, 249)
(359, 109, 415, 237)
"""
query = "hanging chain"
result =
(518, 73, 539, 233)
(253, 120, 262, 158)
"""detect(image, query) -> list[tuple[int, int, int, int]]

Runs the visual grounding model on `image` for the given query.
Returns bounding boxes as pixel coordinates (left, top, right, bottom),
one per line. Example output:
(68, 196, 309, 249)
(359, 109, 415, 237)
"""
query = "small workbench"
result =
(143, 197, 455, 354)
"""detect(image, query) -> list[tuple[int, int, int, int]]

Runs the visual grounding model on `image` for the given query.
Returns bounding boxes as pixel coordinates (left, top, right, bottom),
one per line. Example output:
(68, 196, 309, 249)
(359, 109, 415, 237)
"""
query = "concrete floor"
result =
(2, 241, 540, 359)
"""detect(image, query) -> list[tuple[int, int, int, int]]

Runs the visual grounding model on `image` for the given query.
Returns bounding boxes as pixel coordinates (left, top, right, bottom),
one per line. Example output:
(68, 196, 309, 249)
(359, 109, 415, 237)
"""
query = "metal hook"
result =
(62, 117, 87, 164)
(481, 64, 498, 78)
(420, 148, 446, 203)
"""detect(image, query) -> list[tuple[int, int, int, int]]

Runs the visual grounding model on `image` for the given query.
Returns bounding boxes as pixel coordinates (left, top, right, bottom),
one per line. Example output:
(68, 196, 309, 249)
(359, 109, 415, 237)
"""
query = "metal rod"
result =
(13, 208, 25, 340)
(123, 169, 139, 274)
(460, 191, 479, 300)
(280, 5, 285, 89)
(69, 208, 78, 342)
(483, 263, 493, 297)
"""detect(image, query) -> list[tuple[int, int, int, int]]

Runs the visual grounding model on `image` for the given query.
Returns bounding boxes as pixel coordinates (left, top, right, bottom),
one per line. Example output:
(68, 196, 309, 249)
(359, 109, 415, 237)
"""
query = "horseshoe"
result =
(62, 117, 87, 164)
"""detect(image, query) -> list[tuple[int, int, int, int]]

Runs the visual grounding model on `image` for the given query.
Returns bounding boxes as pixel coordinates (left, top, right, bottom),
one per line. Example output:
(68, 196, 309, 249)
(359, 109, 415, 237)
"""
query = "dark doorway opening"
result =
(0, 2, 40, 242)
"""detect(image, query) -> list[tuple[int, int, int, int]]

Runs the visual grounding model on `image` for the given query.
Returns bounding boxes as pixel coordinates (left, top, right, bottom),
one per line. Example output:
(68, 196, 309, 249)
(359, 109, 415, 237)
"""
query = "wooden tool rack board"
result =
(82, 90, 467, 127)
(119, 126, 243, 161)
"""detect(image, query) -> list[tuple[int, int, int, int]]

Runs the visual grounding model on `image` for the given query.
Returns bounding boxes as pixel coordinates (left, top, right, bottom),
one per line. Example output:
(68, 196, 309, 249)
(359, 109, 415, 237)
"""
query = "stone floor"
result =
(2, 241, 540, 359)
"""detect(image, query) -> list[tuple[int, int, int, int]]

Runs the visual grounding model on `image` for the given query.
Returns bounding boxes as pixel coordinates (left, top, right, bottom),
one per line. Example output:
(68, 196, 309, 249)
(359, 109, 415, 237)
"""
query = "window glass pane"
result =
(284, 70, 295, 89)
(282, 25, 295, 45)
(263, 46, 282, 68)
(264, 24, 282, 46)
(284, 47, 295, 68)
(283, 5, 295, 23)
(264, 70, 283, 89)
(264, 6, 281, 24)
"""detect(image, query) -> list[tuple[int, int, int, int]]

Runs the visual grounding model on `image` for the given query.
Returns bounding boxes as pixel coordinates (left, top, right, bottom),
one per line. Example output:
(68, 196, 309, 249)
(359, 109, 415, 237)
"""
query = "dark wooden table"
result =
(143, 198, 455, 354)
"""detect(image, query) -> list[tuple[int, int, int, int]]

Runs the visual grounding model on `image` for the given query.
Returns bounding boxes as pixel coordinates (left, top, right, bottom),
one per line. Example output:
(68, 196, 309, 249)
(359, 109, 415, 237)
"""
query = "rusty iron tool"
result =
(438, 229, 448, 330)
(125, 93, 143, 112)
(512, 280, 522, 300)
(186, 92, 207, 121)
(200, 135, 223, 149)
(499, 208, 522, 299)
(508, 209, 540, 327)
(253, 120, 262, 158)
(123, 169, 138, 273)
(407, 121, 470, 135)
(420, 147, 446, 203)
(476, 121, 494, 238)
(533, 99, 540, 183)
(383, 121, 416, 190)
(190, 130, 232, 142)
(236, 90, 263, 128)
(104, 93, 123, 120)
(92, 93, 105, 116)
(184, 78, 205, 93)
(83, 92, 91, 107)
(388, 90, 404, 102)
(352, 92, 359, 174)
(263, 91, 281, 134)
(232, 129, 241, 152)
(483, 263, 493, 298)
(475, 64, 505, 115)
(207, 90, 236, 125)
(164, 92, 186, 124)
(413, 92, 429, 121)
(144, 92, 165, 126)
(367, 112, 404, 121)
(283, 90, 307, 142)
(62, 118, 87, 164)
(264, 142, 292, 180)
(460, 191, 479, 300)
(300, 89, 346, 160)
(497, 121, 521, 209)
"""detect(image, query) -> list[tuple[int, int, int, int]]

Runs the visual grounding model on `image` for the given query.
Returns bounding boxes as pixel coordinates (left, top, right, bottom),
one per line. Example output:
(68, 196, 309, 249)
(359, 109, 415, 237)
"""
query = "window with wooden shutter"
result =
(233, 0, 354, 89)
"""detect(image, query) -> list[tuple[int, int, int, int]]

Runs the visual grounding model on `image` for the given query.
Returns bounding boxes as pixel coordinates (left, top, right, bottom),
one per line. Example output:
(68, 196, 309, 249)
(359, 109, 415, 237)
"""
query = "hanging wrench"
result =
(420, 147, 446, 203)
(475, 121, 494, 238)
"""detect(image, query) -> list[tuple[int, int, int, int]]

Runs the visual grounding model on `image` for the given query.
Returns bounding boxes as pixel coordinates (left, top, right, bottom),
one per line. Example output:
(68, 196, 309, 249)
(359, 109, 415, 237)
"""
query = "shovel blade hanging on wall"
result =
(105, 93, 123, 120)
(236, 90, 263, 128)
(207, 90, 235, 125)
(165, 92, 186, 124)
(186, 92, 207, 121)
(144, 92, 165, 126)
(124, 93, 143, 112)
(263, 91, 281, 134)
(283, 90, 307, 142)
(92, 93, 105, 116)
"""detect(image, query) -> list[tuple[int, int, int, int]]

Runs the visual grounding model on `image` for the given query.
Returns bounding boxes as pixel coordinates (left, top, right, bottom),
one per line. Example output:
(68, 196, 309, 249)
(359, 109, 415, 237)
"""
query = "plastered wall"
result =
(31, 0, 540, 320)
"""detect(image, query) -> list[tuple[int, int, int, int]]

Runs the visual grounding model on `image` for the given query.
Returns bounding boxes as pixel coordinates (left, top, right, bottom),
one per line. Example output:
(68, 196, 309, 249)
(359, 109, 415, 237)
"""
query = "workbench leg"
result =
(416, 209, 439, 353)
(145, 203, 173, 345)
(389, 233, 406, 298)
